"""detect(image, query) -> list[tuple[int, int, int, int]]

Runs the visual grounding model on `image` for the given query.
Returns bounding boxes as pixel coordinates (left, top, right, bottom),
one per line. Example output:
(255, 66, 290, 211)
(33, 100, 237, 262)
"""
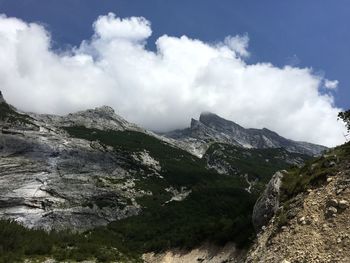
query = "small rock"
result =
(327, 199, 339, 207)
(327, 177, 333, 183)
(336, 189, 344, 195)
(338, 200, 349, 209)
(326, 206, 338, 218)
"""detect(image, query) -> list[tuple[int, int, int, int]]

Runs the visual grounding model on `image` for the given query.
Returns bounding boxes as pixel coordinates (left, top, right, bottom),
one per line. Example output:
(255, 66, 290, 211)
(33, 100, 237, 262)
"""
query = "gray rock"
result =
(252, 171, 285, 231)
(327, 199, 339, 207)
(338, 200, 349, 209)
(326, 206, 338, 218)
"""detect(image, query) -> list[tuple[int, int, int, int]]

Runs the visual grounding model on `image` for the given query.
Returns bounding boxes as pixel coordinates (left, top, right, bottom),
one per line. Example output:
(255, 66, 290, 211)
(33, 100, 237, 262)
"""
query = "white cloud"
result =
(0, 13, 346, 147)
(92, 13, 151, 42)
(223, 34, 250, 57)
(324, 79, 339, 89)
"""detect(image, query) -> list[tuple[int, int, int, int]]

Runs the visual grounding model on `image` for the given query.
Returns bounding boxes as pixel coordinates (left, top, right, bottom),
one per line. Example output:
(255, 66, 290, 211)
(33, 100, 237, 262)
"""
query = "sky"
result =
(0, 0, 348, 146)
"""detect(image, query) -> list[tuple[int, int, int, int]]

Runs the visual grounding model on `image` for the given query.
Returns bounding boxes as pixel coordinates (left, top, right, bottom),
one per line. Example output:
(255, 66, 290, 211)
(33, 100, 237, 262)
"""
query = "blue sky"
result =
(0, 0, 348, 109)
(0, 0, 347, 146)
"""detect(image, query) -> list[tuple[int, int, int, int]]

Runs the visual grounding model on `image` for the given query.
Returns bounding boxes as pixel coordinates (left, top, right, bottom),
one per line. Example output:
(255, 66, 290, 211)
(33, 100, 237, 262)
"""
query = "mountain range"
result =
(0, 90, 332, 262)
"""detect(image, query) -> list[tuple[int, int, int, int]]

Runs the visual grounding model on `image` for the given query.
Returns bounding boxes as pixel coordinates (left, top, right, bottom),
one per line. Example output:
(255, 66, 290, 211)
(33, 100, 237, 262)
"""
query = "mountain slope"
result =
(163, 112, 327, 157)
(246, 142, 350, 263)
(204, 143, 310, 193)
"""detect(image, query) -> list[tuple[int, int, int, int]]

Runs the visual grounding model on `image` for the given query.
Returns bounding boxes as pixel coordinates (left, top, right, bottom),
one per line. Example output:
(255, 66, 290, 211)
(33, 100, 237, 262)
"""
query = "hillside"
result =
(246, 142, 350, 263)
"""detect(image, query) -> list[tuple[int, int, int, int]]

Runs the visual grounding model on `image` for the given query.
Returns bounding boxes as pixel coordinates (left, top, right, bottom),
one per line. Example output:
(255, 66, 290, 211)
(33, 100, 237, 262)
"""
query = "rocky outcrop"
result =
(163, 112, 327, 157)
(252, 170, 285, 231)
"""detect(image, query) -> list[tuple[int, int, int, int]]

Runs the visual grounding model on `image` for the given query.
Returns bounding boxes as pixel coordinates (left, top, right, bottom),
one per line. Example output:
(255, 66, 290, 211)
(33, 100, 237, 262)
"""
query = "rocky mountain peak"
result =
(199, 111, 220, 124)
(90, 105, 115, 116)
(199, 111, 243, 131)
(67, 105, 117, 120)
(163, 112, 327, 157)
(30, 105, 142, 132)
(59, 105, 140, 131)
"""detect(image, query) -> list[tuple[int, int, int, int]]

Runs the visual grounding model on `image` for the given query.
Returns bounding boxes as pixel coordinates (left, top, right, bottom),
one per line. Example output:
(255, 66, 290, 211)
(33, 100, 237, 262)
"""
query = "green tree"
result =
(338, 110, 350, 133)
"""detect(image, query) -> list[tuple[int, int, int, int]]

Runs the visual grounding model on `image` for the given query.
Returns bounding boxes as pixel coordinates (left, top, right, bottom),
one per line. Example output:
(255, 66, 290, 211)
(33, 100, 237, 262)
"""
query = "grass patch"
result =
(280, 142, 350, 201)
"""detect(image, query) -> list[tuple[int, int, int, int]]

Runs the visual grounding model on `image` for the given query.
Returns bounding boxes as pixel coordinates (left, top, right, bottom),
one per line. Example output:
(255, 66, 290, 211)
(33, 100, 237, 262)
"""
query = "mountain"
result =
(163, 112, 327, 157)
(0, 91, 328, 262)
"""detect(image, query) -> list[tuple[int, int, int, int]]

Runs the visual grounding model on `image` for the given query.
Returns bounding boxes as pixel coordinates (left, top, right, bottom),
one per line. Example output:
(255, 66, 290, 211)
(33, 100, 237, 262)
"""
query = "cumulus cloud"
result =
(0, 13, 346, 146)
(324, 79, 339, 90)
(92, 13, 151, 42)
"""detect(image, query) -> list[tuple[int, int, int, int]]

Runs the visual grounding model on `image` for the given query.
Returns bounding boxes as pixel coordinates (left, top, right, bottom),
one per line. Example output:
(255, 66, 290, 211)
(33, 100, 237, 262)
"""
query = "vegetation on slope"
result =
(64, 127, 257, 250)
(280, 142, 350, 201)
(0, 102, 35, 126)
(271, 141, 350, 231)
(0, 219, 138, 263)
(204, 143, 310, 193)
(338, 109, 350, 132)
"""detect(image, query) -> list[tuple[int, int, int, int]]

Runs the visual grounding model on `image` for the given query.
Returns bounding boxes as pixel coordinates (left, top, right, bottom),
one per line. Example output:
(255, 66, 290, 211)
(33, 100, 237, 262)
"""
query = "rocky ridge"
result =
(164, 112, 327, 157)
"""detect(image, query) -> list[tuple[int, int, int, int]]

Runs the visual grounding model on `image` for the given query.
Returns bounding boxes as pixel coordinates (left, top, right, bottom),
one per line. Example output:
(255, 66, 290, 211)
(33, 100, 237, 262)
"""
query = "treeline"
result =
(0, 220, 139, 262)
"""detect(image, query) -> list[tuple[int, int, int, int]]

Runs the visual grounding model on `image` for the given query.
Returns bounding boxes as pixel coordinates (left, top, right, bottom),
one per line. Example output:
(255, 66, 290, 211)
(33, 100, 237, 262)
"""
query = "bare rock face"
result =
(0, 92, 159, 231)
(252, 171, 285, 231)
(0, 126, 144, 231)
